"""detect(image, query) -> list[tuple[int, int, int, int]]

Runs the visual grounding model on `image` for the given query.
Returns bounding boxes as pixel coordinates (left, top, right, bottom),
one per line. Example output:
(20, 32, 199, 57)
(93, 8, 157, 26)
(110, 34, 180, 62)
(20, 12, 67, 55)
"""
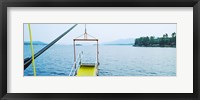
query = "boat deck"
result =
(77, 63, 97, 76)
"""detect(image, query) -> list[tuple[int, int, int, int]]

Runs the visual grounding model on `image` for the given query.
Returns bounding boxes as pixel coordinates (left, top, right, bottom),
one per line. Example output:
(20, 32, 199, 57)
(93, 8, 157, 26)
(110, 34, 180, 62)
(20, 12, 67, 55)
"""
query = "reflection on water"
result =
(24, 45, 176, 76)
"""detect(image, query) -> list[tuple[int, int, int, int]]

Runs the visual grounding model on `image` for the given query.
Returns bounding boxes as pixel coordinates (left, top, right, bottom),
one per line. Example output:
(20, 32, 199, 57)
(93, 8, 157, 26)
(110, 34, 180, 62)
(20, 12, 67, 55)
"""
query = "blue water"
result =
(24, 45, 176, 76)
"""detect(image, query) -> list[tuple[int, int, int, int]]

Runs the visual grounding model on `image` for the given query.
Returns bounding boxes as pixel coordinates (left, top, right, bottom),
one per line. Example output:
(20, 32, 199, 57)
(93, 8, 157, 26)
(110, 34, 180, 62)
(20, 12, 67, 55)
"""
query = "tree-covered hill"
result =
(134, 32, 176, 47)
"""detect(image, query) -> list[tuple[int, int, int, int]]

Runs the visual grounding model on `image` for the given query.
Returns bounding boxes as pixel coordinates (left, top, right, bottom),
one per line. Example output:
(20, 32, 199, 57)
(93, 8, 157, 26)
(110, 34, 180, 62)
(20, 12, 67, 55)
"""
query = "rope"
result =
(87, 34, 96, 39)
(75, 34, 84, 39)
(28, 24, 37, 76)
(75, 24, 96, 39)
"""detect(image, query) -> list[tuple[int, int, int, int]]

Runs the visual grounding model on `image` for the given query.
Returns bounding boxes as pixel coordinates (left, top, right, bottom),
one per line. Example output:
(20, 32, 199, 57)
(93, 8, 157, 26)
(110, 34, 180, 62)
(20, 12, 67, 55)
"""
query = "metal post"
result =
(84, 24, 87, 39)
(97, 40, 99, 65)
(73, 39, 76, 63)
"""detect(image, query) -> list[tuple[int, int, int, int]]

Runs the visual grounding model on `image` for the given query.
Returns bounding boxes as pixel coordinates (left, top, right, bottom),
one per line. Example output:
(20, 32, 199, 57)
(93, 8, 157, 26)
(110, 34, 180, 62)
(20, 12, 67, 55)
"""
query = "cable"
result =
(28, 24, 36, 76)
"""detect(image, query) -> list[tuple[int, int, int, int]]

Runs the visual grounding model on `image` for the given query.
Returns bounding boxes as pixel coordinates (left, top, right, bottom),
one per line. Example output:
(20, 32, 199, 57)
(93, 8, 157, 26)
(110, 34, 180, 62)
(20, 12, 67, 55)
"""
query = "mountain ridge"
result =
(102, 38, 134, 45)
(24, 41, 47, 45)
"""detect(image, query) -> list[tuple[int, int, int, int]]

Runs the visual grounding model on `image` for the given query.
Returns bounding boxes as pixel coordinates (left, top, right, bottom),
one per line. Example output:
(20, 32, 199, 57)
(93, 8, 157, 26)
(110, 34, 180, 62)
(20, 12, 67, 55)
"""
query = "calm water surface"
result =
(24, 45, 176, 76)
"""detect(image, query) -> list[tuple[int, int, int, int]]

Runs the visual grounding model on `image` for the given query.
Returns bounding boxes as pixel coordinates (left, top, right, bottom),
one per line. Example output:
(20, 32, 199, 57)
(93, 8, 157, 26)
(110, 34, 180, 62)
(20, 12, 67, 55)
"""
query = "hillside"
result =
(24, 41, 47, 45)
(103, 38, 134, 45)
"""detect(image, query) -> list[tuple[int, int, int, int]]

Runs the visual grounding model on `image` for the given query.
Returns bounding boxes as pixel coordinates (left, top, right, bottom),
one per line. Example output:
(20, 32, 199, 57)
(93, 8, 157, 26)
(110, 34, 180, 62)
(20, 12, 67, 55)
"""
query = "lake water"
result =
(24, 45, 176, 76)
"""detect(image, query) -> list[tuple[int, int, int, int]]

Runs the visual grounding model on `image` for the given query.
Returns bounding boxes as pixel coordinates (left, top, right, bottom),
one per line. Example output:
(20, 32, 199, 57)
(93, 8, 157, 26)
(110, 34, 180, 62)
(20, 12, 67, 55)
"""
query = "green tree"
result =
(134, 32, 176, 47)
(150, 36, 155, 45)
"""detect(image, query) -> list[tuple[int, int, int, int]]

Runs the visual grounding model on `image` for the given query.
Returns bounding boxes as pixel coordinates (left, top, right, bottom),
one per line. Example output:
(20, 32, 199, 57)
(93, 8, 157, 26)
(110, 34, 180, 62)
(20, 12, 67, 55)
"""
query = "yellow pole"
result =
(28, 24, 37, 76)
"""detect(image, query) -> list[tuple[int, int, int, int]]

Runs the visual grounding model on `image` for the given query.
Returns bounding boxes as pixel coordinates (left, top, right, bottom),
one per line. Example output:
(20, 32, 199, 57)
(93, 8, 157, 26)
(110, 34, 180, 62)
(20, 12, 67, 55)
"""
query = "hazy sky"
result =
(24, 24, 176, 45)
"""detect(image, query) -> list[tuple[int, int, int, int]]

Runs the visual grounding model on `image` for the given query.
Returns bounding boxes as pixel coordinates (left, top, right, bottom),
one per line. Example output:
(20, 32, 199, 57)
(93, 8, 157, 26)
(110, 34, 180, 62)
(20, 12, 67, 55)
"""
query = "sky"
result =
(24, 24, 176, 45)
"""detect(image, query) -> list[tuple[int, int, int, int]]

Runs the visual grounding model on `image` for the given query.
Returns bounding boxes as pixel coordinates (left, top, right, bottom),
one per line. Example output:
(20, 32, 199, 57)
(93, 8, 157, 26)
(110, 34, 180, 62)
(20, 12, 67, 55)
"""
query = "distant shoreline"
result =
(103, 44, 133, 45)
(133, 45, 176, 48)
(24, 43, 176, 47)
(24, 43, 47, 45)
(24, 41, 47, 45)
(24, 44, 176, 48)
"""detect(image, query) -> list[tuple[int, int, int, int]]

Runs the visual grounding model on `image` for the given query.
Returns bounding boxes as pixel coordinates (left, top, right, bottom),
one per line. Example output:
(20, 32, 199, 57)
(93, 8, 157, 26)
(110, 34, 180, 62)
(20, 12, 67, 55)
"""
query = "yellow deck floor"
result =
(77, 65, 96, 76)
